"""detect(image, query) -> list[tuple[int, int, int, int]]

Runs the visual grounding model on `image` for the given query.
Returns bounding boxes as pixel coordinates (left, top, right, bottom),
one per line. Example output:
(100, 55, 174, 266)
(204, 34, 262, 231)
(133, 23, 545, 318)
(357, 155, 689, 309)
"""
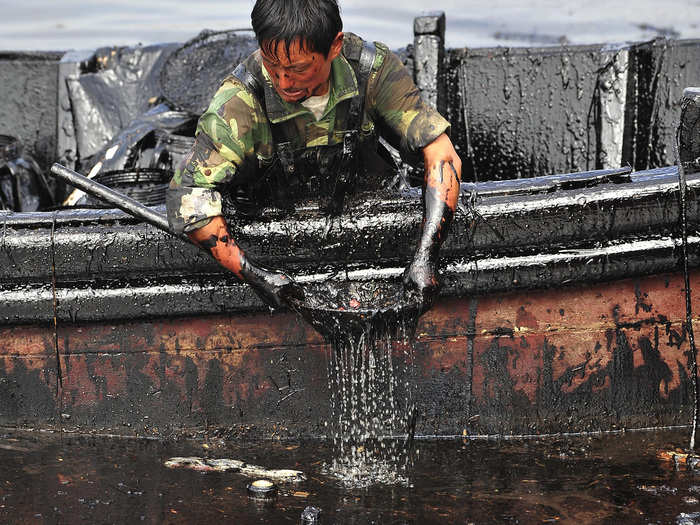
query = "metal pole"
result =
(49, 163, 187, 241)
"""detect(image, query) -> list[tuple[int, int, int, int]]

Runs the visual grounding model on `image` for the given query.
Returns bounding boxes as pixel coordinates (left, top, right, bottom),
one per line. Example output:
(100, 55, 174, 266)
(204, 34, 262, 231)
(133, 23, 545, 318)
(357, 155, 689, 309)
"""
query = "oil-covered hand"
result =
(404, 133, 462, 314)
(187, 215, 304, 310)
(239, 255, 305, 309)
(402, 254, 439, 313)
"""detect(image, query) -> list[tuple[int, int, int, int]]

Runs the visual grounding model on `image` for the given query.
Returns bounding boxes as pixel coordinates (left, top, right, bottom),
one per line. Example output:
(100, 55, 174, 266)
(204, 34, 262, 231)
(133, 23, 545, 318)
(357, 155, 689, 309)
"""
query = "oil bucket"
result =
(85, 168, 171, 207)
(148, 129, 195, 172)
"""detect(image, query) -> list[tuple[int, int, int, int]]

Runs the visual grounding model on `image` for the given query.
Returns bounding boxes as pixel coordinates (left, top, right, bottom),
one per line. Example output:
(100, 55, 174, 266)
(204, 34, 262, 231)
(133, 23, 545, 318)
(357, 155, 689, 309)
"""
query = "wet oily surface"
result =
(4, 429, 700, 523)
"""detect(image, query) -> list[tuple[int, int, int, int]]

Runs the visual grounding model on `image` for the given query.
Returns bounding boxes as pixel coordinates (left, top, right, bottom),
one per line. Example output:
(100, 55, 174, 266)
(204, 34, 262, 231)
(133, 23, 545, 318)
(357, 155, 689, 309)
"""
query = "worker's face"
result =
(261, 33, 343, 103)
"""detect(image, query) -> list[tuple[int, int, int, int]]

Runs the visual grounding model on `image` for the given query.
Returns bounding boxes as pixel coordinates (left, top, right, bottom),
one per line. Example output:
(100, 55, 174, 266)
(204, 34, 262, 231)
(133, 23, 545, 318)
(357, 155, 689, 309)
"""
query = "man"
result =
(166, 0, 461, 313)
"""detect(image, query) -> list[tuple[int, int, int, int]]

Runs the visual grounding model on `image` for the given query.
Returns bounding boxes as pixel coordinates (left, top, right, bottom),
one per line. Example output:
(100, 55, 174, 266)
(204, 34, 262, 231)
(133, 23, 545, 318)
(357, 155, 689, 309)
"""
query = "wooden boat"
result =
(1, 14, 699, 438)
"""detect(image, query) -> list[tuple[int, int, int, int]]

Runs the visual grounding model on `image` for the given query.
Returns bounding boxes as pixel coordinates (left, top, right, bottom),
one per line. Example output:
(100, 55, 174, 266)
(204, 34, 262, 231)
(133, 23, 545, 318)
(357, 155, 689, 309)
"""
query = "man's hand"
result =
(239, 257, 305, 309)
(403, 133, 462, 313)
(402, 255, 439, 313)
(188, 216, 304, 309)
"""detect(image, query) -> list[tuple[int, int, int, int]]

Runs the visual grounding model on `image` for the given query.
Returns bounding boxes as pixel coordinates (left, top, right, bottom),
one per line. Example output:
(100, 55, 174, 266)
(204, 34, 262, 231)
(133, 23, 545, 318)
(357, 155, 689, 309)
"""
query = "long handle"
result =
(50, 163, 189, 242)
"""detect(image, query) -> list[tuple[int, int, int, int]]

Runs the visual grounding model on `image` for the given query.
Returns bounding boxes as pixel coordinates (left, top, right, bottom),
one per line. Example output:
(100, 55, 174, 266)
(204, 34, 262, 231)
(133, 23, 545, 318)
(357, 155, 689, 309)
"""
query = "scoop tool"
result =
(288, 279, 420, 342)
(49, 163, 421, 339)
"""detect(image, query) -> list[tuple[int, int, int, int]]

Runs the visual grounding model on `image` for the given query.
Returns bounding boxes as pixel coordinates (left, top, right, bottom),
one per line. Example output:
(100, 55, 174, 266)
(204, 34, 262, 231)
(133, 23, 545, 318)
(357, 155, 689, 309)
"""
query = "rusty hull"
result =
(1, 269, 697, 438)
(2, 162, 697, 438)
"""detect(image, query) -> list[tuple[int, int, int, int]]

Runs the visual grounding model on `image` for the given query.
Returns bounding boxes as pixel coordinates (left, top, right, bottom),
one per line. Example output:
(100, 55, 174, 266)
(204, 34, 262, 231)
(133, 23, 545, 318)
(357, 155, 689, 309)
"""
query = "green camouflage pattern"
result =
(166, 33, 450, 234)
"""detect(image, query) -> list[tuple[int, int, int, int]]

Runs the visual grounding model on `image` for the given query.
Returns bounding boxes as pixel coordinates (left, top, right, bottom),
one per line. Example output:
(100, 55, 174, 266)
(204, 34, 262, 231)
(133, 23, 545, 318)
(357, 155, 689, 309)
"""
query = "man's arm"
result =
(403, 132, 462, 311)
(187, 216, 245, 277)
(166, 76, 301, 309)
(363, 44, 461, 312)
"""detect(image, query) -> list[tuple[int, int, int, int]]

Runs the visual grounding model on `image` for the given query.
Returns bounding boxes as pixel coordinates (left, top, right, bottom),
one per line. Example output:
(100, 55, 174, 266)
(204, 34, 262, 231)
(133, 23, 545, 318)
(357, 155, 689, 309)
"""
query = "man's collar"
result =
(262, 53, 359, 124)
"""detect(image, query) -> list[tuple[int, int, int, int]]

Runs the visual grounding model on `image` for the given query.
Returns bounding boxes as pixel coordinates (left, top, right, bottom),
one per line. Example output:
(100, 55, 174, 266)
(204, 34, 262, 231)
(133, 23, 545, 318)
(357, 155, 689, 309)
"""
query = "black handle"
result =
(49, 163, 188, 242)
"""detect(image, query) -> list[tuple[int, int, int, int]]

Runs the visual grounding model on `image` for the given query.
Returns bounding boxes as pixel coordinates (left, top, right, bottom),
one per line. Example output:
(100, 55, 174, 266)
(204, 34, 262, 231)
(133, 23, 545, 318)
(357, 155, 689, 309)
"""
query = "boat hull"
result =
(2, 268, 697, 438)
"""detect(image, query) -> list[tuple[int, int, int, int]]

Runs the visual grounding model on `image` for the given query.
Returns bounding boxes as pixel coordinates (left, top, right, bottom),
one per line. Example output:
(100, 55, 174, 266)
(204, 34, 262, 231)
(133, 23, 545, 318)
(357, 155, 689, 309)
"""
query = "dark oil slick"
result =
(2, 428, 700, 524)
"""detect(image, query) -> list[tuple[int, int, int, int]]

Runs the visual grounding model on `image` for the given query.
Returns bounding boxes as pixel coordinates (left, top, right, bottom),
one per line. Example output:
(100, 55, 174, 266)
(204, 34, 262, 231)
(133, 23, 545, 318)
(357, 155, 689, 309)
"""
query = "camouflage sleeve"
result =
(367, 44, 450, 154)
(166, 77, 272, 234)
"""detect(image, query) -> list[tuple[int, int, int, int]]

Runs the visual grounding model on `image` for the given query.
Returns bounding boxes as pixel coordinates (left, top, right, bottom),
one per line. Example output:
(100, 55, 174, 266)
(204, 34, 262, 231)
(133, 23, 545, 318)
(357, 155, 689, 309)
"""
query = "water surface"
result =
(3, 1, 700, 51)
(2, 428, 700, 523)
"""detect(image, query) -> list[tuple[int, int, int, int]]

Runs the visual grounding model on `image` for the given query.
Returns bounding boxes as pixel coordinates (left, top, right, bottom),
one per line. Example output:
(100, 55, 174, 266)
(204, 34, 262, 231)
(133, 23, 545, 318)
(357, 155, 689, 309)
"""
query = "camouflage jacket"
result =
(166, 33, 450, 234)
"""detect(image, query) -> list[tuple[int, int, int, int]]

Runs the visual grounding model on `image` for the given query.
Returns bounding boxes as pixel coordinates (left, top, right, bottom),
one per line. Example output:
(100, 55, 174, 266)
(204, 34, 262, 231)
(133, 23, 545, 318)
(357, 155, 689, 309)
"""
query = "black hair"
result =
(251, 0, 342, 59)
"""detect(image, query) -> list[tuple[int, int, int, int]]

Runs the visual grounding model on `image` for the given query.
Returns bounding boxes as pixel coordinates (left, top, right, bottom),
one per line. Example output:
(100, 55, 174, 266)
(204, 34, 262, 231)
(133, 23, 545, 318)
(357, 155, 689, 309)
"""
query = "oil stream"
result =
(294, 280, 421, 487)
(674, 97, 700, 451)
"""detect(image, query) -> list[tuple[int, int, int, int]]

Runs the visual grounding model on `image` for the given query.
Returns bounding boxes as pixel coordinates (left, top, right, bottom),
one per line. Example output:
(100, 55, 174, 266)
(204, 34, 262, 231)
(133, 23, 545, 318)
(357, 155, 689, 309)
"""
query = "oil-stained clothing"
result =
(166, 33, 450, 234)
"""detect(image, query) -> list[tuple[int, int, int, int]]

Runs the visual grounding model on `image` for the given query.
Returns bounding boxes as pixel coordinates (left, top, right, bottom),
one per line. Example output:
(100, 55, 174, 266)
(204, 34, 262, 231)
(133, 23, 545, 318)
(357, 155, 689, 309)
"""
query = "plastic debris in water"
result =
(300, 506, 322, 523)
(163, 456, 305, 482)
(658, 450, 700, 471)
(677, 512, 700, 525)
(638, 484, 678, 495)
(246, 479, 277, 500)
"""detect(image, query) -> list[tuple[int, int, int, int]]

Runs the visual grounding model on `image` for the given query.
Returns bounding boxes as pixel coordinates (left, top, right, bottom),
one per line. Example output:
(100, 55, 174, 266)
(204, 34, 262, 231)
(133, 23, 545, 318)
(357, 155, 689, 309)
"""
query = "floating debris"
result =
(246, 479, 277, 500)
(163, 456, 305, 482)
(638, 484, 678, 495)
(300, 506, 322, 524)
(677, 512, 700, 525)
(658, 450, 700, 471)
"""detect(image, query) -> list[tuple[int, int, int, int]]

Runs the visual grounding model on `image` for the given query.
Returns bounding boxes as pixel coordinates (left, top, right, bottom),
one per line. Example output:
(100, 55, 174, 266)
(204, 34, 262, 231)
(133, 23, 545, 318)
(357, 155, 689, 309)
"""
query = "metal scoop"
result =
(288, 280, 420, 341)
